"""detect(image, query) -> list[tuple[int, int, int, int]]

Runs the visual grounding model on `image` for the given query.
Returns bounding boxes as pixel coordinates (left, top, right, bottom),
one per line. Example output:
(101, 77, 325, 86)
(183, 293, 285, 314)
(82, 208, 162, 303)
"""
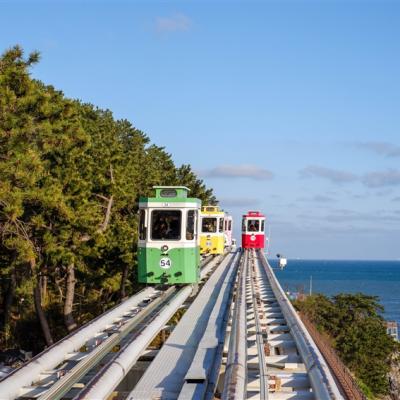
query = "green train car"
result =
(137, 186, 201, 284)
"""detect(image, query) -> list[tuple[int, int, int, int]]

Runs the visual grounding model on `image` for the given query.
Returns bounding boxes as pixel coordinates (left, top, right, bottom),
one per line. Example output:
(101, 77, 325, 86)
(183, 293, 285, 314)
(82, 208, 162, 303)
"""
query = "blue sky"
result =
(1, 0, 399, 259)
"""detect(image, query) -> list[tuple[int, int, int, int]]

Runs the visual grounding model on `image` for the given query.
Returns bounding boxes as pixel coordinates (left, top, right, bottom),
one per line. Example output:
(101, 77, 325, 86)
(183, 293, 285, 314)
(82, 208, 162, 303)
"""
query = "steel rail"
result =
(222, 250, 248, 400)
(177, 250, 241, 400)
(200, 254, 221, 278)
(36, 287, 176, 400)
(76, 286, 194, 400)
(249, 250, 268, 400)
(0, 287, 159, 400)
(202, 252, 241, 400)
(75, 254, 224, 400)
(257, 250, 344, 400)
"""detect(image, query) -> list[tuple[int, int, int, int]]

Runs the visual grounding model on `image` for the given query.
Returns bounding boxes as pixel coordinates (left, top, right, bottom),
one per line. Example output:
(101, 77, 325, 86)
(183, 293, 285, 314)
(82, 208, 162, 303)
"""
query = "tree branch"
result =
(97, 195, 113, 233)
(79, 164, 115, 241)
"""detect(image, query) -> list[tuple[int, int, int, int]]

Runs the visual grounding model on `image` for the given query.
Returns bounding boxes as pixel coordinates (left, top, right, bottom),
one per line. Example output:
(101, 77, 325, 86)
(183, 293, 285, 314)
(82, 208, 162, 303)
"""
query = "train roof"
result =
(242, 210, 265, 218)
(201, 205, 220, 212)
(200, 205, 224, 216)
(139, 186, 201, 205)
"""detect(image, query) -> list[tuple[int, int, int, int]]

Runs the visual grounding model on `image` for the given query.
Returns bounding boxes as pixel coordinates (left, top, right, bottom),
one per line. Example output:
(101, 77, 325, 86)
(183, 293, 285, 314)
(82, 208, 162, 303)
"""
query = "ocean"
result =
(269, 258, 400, 327)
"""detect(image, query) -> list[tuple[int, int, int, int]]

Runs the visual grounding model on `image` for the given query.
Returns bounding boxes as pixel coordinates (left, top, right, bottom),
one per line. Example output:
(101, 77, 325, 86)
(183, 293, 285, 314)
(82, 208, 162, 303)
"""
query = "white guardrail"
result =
(0, 287, 158, 400)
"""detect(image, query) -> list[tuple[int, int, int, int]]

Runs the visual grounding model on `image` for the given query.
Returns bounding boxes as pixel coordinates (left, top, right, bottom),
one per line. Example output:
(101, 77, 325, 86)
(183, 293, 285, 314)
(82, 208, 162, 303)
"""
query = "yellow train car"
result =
(200, 206, 225, 255)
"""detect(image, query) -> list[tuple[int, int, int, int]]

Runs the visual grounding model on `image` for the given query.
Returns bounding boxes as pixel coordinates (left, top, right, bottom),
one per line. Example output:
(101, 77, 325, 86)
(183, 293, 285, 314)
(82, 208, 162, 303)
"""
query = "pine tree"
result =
(0, 45, 217, 350)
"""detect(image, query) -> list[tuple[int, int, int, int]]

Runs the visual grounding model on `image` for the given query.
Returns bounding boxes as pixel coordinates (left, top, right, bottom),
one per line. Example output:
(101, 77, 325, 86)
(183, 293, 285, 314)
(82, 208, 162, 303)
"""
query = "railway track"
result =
(230, 249, 315, 399)
(0, 254, 220, 400)
(223, 249, 343, 400)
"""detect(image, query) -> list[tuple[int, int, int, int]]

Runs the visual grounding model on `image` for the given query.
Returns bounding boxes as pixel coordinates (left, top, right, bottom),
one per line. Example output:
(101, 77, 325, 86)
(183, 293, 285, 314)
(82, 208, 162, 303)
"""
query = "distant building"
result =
(386, 321, 398, 341)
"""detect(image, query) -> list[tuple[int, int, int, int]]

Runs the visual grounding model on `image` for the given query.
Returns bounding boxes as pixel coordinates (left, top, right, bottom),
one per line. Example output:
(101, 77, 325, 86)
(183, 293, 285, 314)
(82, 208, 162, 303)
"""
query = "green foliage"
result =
(294, 293, 397, 396)
(174, 164, 217, 204)
(355, 378, 377, 400)
(0, 45, 216, 351)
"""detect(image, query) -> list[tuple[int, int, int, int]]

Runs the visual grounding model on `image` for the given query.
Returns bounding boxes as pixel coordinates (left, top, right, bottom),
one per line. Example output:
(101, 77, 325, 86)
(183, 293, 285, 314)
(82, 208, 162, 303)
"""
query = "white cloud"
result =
(202, 164, 274, 181)
(155, 13, 192, 33)
(299, 165, 358, 184)
(354, 141, 400, 158)
(299, 208, 400, 224)
(300, 165, 400, 189)
(362, 169, 400, 188)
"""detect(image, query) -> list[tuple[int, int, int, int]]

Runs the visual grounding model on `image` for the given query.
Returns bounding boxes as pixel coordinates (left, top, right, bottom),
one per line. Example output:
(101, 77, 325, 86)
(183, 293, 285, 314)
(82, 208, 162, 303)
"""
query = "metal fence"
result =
(299, 313, 367, 400)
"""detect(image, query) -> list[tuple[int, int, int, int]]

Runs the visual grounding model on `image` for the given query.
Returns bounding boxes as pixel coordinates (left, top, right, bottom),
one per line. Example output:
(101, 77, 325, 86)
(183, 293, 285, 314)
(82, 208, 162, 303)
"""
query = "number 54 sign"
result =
(160, 257, 172, 269)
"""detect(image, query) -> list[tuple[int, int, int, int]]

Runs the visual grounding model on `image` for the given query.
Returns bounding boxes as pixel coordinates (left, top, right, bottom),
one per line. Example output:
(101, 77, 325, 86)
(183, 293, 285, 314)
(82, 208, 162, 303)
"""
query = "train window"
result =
(224, 220, 227, 230)
(160, 189, 177, 198)
(139, 209, 146, 240)
(242, 220, 246, 232)
(202, 217, 217, 233)
(186, 210, 195, 240)
(261, 220, 265, 232)
(228, 220, 232, 231)
(219, 218, 224, 233)
(195, 211, 198, 235)
(151, 210, 181, 240)
(247, 219, 260, 232)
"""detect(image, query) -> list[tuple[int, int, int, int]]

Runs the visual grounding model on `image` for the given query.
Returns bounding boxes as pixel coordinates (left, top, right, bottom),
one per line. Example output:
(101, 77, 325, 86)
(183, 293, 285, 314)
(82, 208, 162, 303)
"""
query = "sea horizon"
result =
(269, 258, 400, 327)
(267, 256, 400, 262)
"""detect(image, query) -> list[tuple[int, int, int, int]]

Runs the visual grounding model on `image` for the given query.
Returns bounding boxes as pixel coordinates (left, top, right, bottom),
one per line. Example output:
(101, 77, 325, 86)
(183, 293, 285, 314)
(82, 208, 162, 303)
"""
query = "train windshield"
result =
(151, 210, 181, 240)
(202, 217, 217, 233)
(247, 219, 260, 232)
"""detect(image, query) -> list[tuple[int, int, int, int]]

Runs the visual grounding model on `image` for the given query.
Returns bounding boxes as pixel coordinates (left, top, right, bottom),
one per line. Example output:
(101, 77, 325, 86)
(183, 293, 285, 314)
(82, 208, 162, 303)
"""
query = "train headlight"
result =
(161, 245, 169, 252)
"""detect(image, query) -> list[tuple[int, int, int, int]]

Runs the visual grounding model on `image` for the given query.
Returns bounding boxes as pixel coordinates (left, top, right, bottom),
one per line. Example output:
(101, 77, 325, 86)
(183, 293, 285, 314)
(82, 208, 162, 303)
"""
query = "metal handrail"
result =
(249, 250, 268, 400)
(222, 250, 248, 400)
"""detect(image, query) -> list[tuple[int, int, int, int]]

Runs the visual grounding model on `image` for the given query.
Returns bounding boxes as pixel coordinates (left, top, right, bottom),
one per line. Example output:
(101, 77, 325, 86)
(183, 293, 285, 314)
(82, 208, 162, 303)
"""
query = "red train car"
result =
(241, 211, 266, 249)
